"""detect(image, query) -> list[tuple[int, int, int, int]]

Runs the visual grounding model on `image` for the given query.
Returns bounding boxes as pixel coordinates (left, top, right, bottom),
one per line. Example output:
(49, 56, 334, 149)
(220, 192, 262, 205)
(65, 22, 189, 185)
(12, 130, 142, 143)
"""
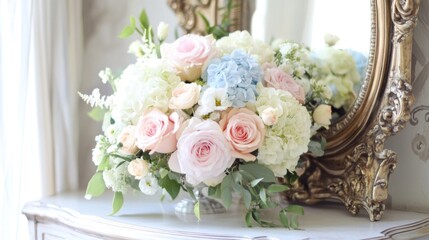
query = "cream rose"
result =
(313, 104, 332, 127)
(169, 82, 201, 109)
(135, 109, 182, 154)
(161, 34, 217, 81)
(260, 107, 280, 126)
(219, 108, 265, 161)
(168, 118, 234, 186)
(127, 159, 150, 180)
(264, 67, 305, 104)
(117, 126, 139, 155)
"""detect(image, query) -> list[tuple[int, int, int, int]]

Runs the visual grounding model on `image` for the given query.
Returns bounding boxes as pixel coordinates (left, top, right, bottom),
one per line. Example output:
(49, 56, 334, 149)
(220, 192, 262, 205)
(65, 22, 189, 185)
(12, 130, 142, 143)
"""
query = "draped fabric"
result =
(0, 0, 82, 239)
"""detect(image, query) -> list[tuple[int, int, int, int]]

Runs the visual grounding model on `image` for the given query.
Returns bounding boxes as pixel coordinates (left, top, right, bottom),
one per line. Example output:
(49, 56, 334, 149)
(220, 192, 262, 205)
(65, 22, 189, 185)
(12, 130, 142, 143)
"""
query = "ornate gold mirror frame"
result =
(167, 0, 420, 221)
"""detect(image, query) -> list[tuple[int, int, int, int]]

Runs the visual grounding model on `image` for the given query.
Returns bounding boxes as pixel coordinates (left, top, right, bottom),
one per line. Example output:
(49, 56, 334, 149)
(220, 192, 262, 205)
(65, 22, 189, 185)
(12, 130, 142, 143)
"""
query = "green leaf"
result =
(159, 168, 169, 179)
(194, 201, 201, 221)
(85, 172, 105, 199)
(279, 210, 290, 228)
(87, 107, 106, 122)
(118, 25, 135, 38)
(232, 171, 242, 183)
(308, 140, 325, 157)
(245, 211, 252, 227)
(158, 175, 181, 200)
(96, 155, 109, 172)
(267, 184, 289, 194)
(139, 10, 150, 30)
(286, 170, 299, 184)
(197, 12, 211, 30)
(251, 210, 262, 225)
(250, 178, 263, 187)
(242, 190, 252, 209)
(285, 205, 304, 216)
(110, 191, 124, 215)
(290, 214, 300, 229)
(259, 188, 267, 205)
(240, 163, 276, 183)
(221, 175, 233, 208)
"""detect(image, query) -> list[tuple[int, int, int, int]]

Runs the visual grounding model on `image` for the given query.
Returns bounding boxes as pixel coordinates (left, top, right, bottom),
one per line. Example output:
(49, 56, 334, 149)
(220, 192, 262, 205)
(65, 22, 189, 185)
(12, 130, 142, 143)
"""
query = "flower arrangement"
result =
(80, 9, 362, 228)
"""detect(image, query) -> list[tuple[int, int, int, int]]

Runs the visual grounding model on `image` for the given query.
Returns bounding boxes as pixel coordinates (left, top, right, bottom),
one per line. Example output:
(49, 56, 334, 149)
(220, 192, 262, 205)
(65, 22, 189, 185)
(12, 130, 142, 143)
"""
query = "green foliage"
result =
(220, 175, 233, 208)
(118, 16, 136, 38)
(85, 172, 105, 199)
(308, 136, 326, 157)
(111, 191, 124, 215)
(87, 107, 107, 122)
(239, 163, 276, 183)
(158, 174, 181, 200)
(194, 201, 201, 221)
(198, 0, 238, 39)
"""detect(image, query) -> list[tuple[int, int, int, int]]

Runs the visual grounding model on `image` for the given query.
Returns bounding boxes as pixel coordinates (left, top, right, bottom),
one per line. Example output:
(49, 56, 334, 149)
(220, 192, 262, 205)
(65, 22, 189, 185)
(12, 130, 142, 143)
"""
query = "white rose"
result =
(313, 104, 332, 128)
(157, 21, 169, 42)
(260, 107, 280, 126)
(169, 82, 201, 109)
(127, 158, 150, 180)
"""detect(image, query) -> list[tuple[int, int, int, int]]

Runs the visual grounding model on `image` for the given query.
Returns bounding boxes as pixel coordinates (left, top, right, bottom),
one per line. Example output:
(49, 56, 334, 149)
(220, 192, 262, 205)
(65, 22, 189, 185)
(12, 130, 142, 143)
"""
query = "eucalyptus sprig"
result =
(208, 162, 304, 229)
(199, 0, 238, 39)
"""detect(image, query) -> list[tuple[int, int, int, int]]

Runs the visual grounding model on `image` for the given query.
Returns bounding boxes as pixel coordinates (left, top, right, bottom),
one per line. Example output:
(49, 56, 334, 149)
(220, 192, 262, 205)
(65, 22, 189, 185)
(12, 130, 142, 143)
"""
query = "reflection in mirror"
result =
(251, 0, 370, 118)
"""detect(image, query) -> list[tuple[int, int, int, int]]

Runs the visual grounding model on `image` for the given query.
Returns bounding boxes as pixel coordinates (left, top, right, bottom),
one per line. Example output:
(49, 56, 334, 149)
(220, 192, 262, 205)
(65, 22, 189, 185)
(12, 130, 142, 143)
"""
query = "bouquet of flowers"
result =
(80, 10, 361, 228)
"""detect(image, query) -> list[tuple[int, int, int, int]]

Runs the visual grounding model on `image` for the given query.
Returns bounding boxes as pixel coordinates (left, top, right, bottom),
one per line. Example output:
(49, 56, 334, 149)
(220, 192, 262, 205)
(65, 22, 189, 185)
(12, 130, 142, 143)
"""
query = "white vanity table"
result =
(22, 191, 429, 240)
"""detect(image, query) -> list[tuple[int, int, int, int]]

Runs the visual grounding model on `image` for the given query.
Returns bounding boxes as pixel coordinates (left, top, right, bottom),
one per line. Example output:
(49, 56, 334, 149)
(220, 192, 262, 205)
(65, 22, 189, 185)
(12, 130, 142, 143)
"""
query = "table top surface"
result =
(23, 190, 429, 240)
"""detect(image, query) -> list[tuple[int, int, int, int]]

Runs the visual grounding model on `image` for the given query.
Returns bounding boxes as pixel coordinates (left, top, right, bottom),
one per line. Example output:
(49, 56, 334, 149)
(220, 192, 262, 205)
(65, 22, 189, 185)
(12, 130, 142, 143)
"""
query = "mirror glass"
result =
(251, 0, 371, 118)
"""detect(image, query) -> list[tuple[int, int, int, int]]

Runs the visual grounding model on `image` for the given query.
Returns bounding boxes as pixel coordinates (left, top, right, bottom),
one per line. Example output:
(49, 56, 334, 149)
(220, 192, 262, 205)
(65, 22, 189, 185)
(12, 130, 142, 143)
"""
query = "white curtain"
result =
(0, 0, 82, 239)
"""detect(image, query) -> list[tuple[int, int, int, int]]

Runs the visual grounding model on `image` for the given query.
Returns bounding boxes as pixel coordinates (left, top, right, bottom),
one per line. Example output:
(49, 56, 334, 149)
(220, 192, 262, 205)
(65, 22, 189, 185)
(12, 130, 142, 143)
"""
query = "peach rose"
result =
(219, 108, 265, 161)
(127, 159, 150, 180)
(264, 67, 305, 104)
(169, 82, 201, 109)
(313, 104, 332, 128)
(135, 109, 182, 154)
(168, 118, 234, 186)
(161, 34, 217, 82)
(117, 126, 139, 155)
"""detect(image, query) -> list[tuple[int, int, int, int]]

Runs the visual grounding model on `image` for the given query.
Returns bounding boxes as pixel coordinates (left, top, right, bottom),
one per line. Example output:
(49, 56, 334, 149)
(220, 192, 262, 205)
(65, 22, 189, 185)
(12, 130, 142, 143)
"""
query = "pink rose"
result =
(264, 67, 305, 104)
(135, 109, 182, 154)
(161, 34, 217, 82)
(117, 126, 140, 155)
(168, 118, 234, 186)
(219, 108, 265, 161)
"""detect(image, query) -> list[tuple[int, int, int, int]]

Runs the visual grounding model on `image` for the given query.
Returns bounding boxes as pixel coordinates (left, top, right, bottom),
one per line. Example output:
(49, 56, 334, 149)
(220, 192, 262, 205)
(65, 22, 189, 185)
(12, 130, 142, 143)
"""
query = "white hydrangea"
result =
(313, 47, 360, 110)
(216, 30, 275, 64)
(111, 58, 181, 125)
(92, 142, 105, 166)
(92, 135, 111, 166)
(139, 174, 160, 195)
(256, 85, 311, 176)
(102, 161, 130, 193)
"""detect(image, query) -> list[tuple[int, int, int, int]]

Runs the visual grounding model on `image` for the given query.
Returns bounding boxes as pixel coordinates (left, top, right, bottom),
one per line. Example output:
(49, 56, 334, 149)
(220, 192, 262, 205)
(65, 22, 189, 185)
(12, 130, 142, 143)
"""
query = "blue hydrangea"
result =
(203, 49, 263, 107)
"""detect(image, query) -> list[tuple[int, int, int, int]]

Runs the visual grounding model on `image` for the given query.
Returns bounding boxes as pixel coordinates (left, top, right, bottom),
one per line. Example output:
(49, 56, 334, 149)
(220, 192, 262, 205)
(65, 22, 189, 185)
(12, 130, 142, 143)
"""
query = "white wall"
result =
(78, 0, 178, 188)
